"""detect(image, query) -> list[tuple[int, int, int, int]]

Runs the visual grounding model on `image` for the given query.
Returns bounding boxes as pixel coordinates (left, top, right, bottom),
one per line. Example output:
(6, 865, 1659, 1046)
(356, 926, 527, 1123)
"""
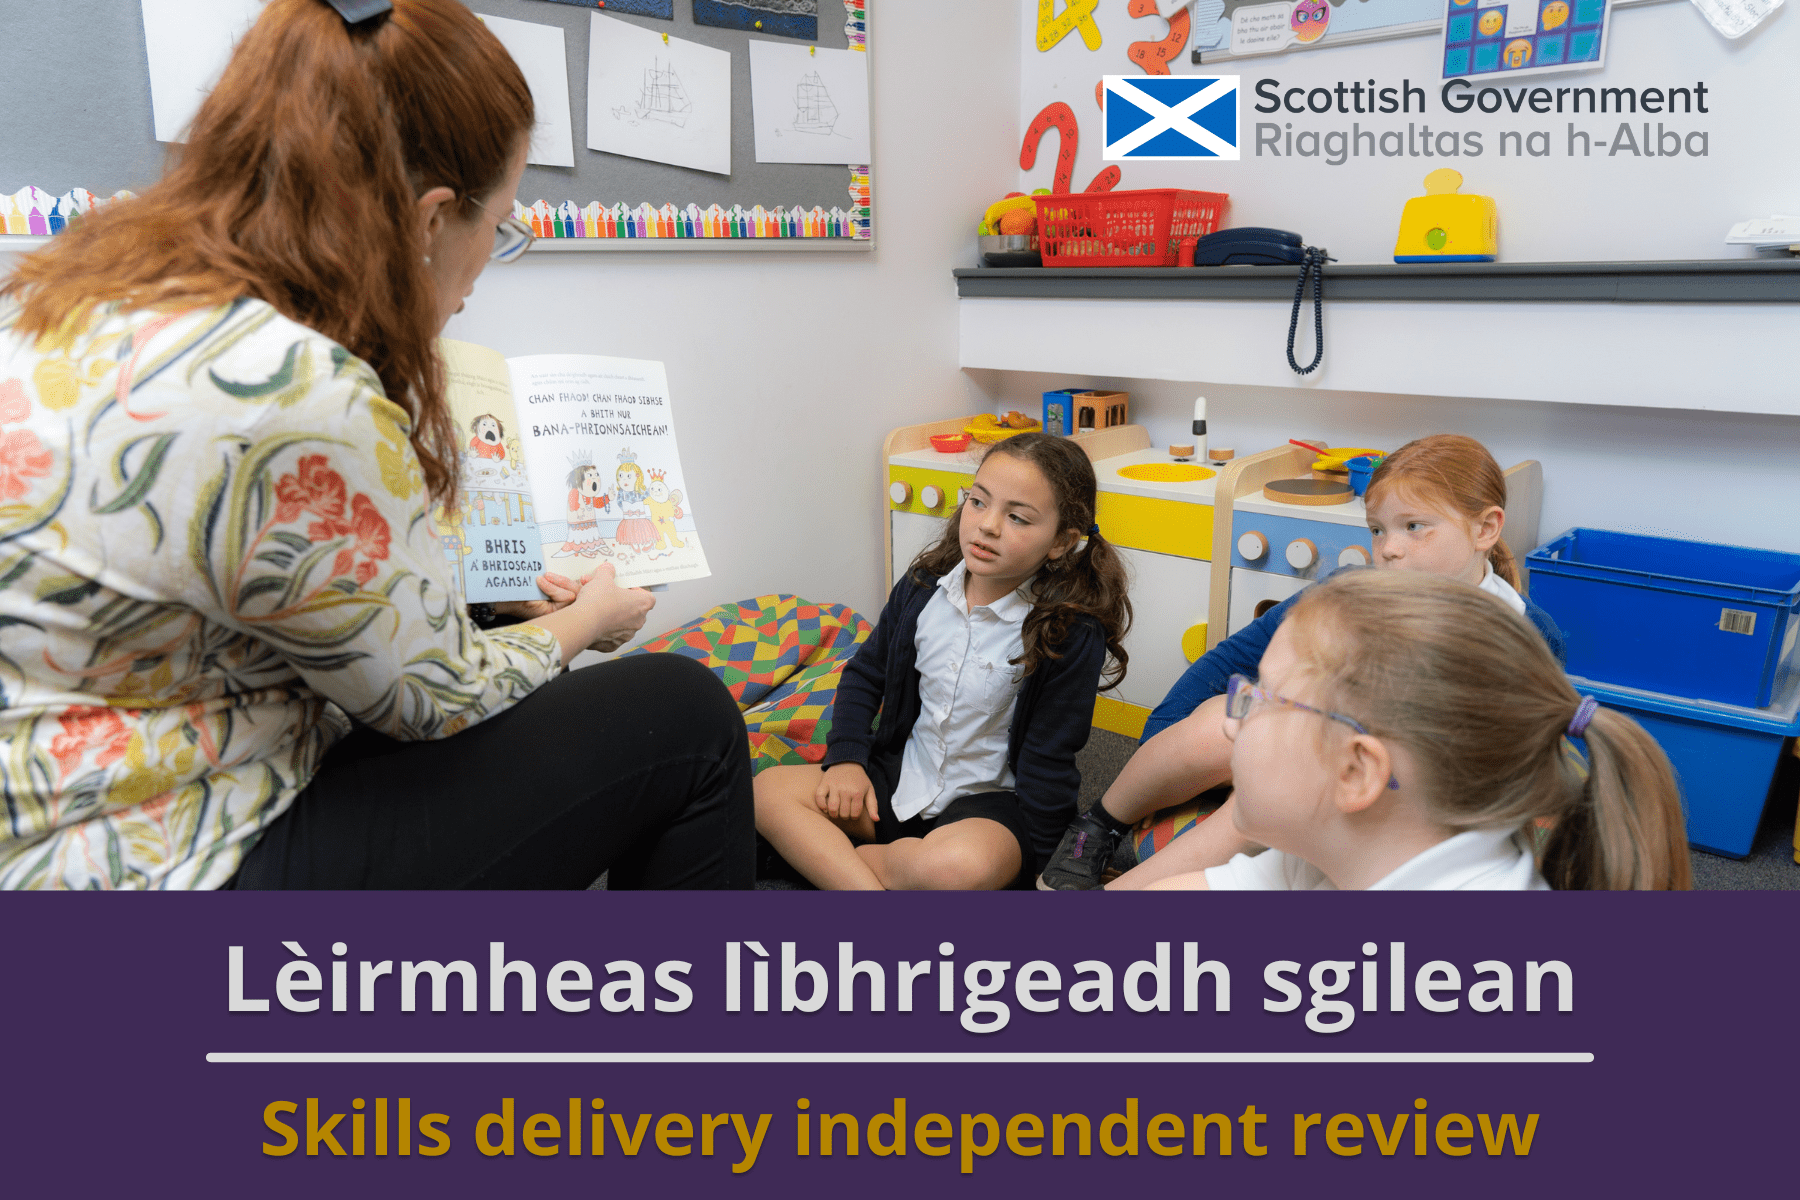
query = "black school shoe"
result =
(1035, 810, 1122, 890)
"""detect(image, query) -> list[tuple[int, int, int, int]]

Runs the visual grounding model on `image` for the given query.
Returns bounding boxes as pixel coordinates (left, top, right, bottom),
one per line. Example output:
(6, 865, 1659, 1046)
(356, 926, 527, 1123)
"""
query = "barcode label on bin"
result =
(1718, 609, 1756, 635)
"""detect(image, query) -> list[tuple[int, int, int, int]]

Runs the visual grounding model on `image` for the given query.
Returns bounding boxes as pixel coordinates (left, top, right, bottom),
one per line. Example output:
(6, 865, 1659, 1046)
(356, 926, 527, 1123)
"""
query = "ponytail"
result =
(1540, 708, 1692, 890)
(1488, 536, 1522, 590)
(1024, 525, 1131, 689)
(1288, 571, 1690, 890)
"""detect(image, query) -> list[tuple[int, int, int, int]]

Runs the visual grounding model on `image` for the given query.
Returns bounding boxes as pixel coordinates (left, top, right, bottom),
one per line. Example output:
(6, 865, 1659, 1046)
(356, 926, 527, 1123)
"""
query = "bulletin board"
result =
(0, 0, 873, 252)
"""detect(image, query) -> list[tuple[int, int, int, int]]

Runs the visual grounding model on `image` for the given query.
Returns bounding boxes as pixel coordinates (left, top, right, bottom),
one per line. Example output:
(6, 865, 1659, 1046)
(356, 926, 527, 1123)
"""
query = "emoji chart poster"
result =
(1442, 0, 1612, 80)
(1224, 0, 1444, 58)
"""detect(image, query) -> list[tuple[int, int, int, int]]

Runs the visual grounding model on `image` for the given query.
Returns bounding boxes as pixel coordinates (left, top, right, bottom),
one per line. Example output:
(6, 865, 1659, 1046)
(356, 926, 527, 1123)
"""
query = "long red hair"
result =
(1, 0, 532, 504)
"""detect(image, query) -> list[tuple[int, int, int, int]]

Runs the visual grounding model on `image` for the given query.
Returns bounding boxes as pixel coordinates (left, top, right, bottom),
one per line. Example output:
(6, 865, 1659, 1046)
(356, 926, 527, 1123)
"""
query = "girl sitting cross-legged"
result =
(755, 432, 1131, 889)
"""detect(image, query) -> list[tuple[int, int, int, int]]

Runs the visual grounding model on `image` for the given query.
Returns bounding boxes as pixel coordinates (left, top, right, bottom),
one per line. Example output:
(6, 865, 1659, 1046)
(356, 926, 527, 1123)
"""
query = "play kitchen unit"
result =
(883, 413, 1545, 739)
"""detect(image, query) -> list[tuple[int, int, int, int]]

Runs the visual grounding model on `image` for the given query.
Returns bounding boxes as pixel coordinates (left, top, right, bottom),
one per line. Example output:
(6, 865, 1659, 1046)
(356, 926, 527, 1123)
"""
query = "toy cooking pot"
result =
(1346, 455, 1384, 496)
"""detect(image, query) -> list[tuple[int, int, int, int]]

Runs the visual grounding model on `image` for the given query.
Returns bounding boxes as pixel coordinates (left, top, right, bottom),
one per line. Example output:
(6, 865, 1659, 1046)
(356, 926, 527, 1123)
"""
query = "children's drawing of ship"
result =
(792, 72, 838, 134)
(634, 61, 692, 127)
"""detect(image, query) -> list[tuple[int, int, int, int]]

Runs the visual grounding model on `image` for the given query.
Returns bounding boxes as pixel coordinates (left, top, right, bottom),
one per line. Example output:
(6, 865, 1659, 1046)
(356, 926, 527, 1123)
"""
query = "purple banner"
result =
(6, 892, 1791, 1196)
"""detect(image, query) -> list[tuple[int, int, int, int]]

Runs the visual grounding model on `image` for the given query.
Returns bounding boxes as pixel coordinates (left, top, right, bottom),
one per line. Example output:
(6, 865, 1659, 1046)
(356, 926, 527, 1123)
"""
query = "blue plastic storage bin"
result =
(1527, 529, 1800, 708)
(1569, 673, 1800, 858)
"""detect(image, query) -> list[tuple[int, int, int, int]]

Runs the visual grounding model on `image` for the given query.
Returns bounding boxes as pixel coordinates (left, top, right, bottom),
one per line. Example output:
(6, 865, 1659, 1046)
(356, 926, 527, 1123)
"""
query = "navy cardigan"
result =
(822, 571, 1106, 871)
(1140, 571, 1568, 744)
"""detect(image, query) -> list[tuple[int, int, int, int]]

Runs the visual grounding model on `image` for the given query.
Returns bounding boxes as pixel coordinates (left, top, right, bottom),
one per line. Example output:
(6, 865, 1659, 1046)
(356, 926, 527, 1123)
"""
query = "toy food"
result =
(979, 193, 1035, 236)
(966, 412, 1044, 443)
(1393, 169, 1497, 263)
(997, 208, 1037, 236)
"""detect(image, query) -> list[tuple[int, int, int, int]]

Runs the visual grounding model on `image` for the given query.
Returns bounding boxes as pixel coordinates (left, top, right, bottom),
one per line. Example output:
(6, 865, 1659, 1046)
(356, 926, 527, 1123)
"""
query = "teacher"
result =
(0, 0, 753, 889)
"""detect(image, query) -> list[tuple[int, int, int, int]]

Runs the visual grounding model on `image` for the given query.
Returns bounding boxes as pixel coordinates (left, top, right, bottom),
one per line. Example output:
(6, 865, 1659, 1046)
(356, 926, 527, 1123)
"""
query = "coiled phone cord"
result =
(1286, 246, 1329, 376)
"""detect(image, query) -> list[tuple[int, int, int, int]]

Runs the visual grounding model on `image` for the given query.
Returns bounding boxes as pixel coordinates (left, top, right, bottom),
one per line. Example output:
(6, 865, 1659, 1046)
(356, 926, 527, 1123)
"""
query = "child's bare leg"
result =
(1099, 694, 1237, 825)
(1107, 794, 1256, 889)
(753, 765, 885, 891)
(858, 818, 1021, 891)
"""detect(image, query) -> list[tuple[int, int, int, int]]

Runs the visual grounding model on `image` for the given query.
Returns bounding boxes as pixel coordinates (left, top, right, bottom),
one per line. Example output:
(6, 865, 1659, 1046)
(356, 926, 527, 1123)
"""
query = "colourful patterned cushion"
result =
(1131, 797, 1227, 861)
(626, 594, 872, 774)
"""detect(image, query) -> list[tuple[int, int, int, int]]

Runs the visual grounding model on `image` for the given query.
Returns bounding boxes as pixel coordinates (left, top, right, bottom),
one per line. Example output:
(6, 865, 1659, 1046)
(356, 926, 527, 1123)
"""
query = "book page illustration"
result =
(587, 12, 732, 175)
(748, 39, 870, 164)
(435, 340, 546, 604)
(506, 354, 711, 590)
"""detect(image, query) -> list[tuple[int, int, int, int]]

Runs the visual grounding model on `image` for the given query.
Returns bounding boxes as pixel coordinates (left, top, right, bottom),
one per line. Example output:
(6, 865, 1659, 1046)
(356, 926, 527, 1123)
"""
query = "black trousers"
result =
(226, 653, 754, 889)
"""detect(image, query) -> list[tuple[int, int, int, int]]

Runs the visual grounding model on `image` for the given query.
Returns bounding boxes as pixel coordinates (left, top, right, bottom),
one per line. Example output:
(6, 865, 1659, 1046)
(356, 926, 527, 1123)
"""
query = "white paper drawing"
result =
(139, 0, 264, 143)
(476, 14, 576, 168)
(620, 60, 694, 127)
(748, 40, 870, 165)
(586, 13, 732, 175)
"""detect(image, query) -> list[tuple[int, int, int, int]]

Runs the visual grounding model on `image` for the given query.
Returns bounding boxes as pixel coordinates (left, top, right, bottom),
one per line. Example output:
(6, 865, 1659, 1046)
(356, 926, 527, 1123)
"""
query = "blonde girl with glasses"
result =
(1146, 571, 1690, 891)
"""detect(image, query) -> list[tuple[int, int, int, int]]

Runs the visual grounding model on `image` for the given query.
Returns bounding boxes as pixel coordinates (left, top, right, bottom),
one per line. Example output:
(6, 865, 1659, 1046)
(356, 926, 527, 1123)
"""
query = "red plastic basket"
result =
(1033, 188, 1229, 267)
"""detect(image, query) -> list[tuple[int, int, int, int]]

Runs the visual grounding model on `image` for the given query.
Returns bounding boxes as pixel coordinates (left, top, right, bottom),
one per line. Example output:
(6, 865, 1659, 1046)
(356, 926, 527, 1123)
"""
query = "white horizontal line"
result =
(206, 1051, 1594, 1065)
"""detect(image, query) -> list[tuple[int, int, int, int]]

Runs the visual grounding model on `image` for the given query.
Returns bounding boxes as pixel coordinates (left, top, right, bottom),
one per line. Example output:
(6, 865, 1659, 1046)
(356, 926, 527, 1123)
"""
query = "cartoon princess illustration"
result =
(612, 447, 657, 556)
(556, 456, 611, 558)
(644, 468, 686, 554)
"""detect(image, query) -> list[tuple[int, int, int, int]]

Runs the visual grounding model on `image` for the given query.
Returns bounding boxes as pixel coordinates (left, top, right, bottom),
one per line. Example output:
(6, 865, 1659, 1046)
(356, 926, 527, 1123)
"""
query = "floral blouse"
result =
(0, 297, 562, 889)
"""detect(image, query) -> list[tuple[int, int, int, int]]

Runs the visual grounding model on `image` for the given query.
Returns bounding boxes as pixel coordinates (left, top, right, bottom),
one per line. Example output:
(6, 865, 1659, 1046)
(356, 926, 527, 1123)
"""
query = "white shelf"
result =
(958, 294, 1800, 416)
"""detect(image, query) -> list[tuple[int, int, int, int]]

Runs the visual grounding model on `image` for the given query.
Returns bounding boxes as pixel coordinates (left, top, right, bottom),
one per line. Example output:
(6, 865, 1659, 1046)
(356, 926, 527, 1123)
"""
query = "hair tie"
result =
(1086, 524, 1099, 537)
(1566, 695, 1598, 738)
(323, 0, 393, 25)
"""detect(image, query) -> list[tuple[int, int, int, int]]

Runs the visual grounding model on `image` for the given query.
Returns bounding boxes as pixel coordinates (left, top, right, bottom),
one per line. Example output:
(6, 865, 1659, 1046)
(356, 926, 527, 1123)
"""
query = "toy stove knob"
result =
(1285, 538, 1318, 570)
(1337, 545, 1371, 567)
(1237, 531, 1268, 561)
(920, 485, 945, 510)
(956, 487, 970, 507)
(889, 481, 912, 506)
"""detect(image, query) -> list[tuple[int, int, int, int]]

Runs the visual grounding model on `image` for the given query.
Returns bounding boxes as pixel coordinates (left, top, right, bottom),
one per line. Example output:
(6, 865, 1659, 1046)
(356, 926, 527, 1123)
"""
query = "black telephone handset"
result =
(1187, 228, 1330, 375)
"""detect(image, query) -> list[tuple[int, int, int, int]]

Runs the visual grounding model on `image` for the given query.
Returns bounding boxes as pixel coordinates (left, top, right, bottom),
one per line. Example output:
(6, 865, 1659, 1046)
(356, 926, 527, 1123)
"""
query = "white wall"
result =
(1001, 0, 1800, 559)
(1018, 0, 1800, 263)
(444, 1, 1022, 644)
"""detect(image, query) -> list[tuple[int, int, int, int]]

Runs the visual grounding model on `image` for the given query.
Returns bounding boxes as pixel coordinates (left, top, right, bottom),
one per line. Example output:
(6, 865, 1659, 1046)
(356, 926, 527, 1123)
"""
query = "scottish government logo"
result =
(1102, 75, 1240, 161)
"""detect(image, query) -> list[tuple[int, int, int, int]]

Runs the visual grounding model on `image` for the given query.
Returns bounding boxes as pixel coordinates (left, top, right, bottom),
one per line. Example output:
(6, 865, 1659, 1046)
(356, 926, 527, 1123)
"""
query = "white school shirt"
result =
(1478, 564, 1527, 616)
(890, 563, 1031, 822)
(1204, 827, 1550, 891)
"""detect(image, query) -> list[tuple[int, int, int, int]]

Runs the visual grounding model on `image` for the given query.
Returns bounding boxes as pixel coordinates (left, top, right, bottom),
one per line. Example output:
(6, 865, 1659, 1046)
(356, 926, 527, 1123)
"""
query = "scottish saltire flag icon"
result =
(1102, 75, 1240, 160)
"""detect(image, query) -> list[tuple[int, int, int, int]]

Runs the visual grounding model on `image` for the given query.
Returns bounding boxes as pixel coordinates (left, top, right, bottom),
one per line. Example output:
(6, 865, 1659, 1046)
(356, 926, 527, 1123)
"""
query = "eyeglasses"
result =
(491, 214, 535, 263)
(1224, 674, 1400, 789)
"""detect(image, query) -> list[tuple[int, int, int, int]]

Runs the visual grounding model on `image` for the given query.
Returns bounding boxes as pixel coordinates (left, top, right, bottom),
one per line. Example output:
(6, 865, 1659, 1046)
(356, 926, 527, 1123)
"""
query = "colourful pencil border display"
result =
(512, 196, 864, 238)
(0, 186, 136, 236)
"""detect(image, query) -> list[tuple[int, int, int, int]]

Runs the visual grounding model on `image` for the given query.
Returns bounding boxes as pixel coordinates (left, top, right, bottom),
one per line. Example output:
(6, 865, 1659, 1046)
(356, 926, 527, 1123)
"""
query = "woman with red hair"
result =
(0, 0, 751, 889)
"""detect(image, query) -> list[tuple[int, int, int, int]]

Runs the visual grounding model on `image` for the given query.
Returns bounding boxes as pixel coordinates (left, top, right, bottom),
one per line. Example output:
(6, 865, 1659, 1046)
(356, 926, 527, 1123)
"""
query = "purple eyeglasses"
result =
(1224, 674, 1400, 789)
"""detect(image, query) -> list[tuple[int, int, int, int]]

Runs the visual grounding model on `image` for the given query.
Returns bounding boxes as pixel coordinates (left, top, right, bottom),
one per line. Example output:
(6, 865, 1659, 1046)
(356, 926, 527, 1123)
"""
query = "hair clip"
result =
(1086, 523, 1099, 536)
(323, 0, 393, 25)
(1566, 695, 1598, 738)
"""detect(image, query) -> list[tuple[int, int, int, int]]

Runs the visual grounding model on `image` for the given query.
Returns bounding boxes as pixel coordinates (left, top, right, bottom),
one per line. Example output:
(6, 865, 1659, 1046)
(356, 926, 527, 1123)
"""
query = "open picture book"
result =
(433, 339, 711, 602)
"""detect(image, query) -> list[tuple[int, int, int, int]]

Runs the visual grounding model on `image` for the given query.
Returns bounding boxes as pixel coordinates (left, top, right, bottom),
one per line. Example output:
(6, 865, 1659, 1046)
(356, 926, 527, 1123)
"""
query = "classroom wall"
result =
(997, 0, 1800, 559)
(436, 0, 1021, 645)
(1017, 0, 1800, 263)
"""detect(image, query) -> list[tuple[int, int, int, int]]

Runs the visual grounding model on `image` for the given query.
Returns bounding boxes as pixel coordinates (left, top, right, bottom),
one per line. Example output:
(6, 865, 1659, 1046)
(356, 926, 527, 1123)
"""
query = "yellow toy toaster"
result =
(1394, 168, 1497, 262)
